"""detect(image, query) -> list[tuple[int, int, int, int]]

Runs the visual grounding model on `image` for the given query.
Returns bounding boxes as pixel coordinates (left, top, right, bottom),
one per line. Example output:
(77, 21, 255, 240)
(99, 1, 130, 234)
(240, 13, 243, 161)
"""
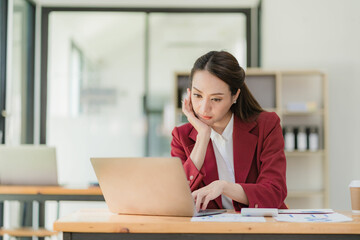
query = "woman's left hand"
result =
(192, 180, 226, 211)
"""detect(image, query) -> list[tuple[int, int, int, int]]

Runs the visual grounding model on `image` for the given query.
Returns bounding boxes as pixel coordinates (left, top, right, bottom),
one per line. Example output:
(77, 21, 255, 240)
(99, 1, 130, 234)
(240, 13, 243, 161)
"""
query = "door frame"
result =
(0, 0, 8, 144)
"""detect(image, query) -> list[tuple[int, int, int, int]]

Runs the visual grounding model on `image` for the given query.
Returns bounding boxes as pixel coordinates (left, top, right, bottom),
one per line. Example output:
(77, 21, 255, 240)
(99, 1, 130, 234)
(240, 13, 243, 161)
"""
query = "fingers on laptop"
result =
(192, 189, 212, 211)
(192, 181, 224, 211)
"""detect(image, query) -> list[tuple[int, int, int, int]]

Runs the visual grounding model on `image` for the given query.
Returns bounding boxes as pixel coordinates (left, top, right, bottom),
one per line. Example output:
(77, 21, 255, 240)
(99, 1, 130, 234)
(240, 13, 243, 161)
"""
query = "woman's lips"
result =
(200, 115, 212, 120)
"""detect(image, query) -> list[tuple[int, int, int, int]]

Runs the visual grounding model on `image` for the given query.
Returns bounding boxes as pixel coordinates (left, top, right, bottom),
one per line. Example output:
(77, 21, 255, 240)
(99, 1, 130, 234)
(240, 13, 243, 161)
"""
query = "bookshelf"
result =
(246, 69, 328, 208)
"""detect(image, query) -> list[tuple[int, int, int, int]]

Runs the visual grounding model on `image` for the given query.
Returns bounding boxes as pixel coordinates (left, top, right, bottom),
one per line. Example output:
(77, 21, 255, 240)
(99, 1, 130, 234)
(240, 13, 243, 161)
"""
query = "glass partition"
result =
(148, 13, 247, 156)
(46, 10, 248, 184)
(5, 0, 35, 144)
(47, 12, 146, 184)
(0, 0, 7, 144)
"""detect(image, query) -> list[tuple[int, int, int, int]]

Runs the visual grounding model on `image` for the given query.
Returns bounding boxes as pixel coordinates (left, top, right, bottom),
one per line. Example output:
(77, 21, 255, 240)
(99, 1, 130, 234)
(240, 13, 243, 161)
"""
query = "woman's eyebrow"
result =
(193, 87, 225, 96)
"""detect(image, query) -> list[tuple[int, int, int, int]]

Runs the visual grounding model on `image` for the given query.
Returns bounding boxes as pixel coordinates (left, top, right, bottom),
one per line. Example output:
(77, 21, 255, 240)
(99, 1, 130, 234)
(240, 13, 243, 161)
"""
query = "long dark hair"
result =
(190, 51, 263, 122)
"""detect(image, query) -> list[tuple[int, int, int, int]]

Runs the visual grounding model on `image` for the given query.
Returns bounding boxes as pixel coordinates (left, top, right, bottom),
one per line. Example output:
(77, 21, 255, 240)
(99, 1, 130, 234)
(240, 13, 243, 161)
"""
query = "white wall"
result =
(262, 0, 360, 210)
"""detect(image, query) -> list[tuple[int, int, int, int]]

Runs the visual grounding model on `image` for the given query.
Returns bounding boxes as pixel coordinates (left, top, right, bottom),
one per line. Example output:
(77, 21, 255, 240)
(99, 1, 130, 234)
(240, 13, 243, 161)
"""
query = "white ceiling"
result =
(33, 0, 260, 8)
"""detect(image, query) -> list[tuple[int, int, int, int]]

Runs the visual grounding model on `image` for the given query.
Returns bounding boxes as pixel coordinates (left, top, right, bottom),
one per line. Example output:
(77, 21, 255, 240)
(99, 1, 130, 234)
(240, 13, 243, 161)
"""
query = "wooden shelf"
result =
(245, 69, 277, 75)
(264, 108, 278, 113)
(282, 109, 324, 116)
(285, 150, 324, 157)
(280, 70, 324, 76)
(287, 190, 324, 198)
(246, 69, 324, 76)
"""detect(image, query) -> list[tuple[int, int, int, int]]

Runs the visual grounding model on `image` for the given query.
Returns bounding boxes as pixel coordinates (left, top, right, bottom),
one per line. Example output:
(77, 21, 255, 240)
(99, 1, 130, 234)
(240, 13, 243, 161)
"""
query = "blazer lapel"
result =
(202, 142, 219, 186)
(233, 116, 258, 184)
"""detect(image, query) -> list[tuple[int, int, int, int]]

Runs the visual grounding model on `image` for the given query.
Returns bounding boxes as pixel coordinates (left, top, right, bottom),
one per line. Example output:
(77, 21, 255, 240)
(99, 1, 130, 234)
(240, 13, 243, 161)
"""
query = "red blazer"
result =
(171, 112, 287, 211)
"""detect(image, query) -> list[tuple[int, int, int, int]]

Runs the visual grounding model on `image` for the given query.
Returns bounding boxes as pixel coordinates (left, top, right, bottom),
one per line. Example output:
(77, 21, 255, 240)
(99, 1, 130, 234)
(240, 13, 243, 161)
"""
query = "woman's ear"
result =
(233, 89, 240, 103)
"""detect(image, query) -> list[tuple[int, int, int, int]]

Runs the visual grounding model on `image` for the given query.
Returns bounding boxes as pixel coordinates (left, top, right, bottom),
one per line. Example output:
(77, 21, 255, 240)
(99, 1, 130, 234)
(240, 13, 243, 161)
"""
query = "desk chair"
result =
(0, 201, 59, 240)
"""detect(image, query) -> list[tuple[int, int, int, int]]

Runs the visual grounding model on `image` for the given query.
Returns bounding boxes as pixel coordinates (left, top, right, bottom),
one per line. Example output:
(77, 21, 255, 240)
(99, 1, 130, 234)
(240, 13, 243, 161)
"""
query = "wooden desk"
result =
(54, 209, 360, 240)
(0, 186, 104, 239)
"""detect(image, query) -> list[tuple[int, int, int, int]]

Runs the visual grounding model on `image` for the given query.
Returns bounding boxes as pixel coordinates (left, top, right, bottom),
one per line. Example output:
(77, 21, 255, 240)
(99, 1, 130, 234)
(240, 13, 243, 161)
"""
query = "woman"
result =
(171, 51, 287, 212)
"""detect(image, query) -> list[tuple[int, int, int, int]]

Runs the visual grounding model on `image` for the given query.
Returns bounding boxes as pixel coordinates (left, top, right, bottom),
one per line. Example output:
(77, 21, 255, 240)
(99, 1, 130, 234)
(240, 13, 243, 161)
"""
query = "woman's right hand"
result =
(183, 88, 211, 171)
(182, 88, 211, 139)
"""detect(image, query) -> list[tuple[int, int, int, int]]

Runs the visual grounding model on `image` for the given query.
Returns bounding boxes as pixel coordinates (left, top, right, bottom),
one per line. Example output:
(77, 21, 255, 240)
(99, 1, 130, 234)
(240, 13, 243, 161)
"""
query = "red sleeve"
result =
(237, 114, 287, 209)
(171, 127, 205, 191)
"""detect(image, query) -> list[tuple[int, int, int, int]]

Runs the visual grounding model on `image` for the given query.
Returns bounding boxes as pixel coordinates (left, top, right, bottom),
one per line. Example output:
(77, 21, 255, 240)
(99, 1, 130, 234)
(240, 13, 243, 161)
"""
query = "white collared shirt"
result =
(210, 114, 235, 209)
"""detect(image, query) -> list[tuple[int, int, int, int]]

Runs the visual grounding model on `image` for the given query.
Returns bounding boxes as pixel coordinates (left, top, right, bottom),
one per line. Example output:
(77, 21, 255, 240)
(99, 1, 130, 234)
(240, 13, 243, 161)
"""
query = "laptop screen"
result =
(0, 145, 58, 186)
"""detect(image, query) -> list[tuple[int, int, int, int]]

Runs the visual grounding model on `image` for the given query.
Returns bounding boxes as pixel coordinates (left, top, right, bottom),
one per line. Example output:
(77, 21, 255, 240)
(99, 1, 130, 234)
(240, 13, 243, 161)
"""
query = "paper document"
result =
(275, 213, 352, 222)
(278, 209, 334, 214)
(191, 213, 266, 222)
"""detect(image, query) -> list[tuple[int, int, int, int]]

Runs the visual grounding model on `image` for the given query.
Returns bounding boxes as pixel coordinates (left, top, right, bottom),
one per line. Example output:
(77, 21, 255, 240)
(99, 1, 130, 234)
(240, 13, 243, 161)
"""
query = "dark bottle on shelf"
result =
(309, 126, 319, 151)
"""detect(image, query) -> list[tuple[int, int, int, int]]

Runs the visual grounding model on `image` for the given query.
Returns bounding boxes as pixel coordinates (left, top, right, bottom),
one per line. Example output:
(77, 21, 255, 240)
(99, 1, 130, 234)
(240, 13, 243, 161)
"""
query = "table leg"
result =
(63, 232, 71, 240)
(21, 202, 33, 240)
(22, 202, 32, 226)
(0, 202, 3, 240)
(38, 201, 45, 240)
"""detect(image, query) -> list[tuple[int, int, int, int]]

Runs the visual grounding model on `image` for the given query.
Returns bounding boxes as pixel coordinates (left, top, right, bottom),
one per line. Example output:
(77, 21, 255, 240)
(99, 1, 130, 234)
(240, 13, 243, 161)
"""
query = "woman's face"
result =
(191, 70, 239, 130)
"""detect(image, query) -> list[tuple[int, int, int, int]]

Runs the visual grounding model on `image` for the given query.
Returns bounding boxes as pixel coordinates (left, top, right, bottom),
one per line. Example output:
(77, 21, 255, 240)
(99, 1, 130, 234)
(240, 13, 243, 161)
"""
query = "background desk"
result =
(0, 185, 103, 201)
(54, 209, 360, 240)
(0, 186, 104, 239)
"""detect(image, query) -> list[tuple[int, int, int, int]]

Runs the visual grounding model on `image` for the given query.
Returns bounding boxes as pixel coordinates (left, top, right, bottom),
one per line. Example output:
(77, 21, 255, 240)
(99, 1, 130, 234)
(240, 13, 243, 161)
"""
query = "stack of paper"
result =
(191, 209, 353, 223)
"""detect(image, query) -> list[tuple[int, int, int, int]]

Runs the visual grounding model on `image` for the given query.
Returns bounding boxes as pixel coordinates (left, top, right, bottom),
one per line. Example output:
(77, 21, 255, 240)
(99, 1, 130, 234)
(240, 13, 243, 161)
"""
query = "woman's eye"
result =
(212, 98, 222, 102)
(193, 93, 202, 98)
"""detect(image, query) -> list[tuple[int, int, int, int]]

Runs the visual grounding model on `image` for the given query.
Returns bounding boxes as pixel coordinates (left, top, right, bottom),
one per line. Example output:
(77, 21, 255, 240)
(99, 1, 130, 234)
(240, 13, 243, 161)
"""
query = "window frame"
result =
(40, 7, 255, 155)
(0, 0, 8, 144)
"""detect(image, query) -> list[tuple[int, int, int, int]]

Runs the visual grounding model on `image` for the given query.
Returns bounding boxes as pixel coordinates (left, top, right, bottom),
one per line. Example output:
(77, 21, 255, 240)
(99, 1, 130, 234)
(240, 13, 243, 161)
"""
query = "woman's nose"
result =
(200, 99, 211, 113)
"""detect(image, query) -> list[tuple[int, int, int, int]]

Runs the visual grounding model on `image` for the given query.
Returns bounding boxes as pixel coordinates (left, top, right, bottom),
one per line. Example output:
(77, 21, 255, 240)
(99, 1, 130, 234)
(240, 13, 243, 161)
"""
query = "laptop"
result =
(0, 145, 58, 186)
(90, 157, 226, 217)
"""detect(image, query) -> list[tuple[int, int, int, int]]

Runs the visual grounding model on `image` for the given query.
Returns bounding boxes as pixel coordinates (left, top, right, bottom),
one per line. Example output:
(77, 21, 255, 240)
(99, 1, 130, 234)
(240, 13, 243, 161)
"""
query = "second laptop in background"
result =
(0, 145, 58, 186)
